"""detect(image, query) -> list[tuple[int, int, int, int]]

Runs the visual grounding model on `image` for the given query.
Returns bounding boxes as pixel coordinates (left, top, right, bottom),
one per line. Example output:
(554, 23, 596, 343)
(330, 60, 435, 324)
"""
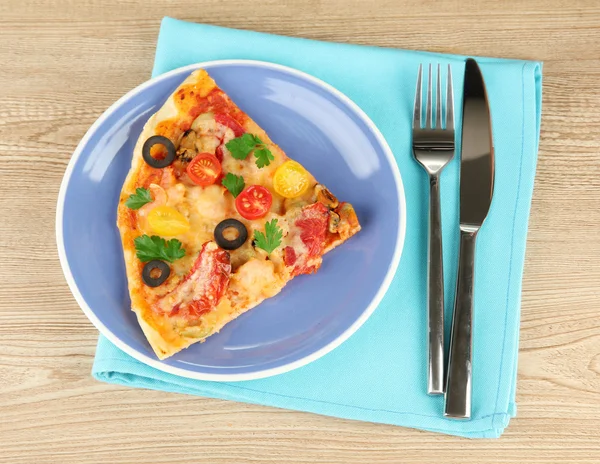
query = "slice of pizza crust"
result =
(117, 69, 360, 359)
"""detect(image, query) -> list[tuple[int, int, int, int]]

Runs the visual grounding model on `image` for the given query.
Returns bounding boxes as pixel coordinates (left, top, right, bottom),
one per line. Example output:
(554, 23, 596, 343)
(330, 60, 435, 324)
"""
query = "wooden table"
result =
(2, 0, 599, 462)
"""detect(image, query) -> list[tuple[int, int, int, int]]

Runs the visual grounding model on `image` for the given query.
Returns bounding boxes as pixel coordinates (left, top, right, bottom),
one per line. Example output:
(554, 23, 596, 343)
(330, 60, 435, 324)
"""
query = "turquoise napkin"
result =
(93, 17, 542, 438)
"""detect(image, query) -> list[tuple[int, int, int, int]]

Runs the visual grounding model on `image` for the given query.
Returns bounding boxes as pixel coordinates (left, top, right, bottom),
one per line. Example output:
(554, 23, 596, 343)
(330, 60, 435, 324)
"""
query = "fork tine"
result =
(435, 63, 442, 129)
(413, 64, 423, 130)
(446, 64, 454, 131)
(425, 64, 432, 129)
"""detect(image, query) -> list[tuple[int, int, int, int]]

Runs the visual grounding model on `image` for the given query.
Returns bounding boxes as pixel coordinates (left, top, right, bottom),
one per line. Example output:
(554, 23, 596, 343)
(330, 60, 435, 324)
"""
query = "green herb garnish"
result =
(253, 146, 275, 168)
(221, 173, 245, 198)
(253, 219, 283, 254)
(225, 134, 274, 168)
(134, 235, 185, 263)
(225, 133, 259, 160)
(125, 187, 152, 210)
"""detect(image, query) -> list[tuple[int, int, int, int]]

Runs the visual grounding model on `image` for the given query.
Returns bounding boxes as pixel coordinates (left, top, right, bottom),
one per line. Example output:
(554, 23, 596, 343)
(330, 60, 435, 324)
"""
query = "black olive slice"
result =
(142, 260, 171, 287)
(214, 219, 248, 251)
(142, 135, 176, 168)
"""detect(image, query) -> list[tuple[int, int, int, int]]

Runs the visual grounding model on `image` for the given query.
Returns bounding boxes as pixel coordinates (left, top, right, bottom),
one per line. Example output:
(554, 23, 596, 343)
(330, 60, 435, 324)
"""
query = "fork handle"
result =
(427, 174, 445, 395)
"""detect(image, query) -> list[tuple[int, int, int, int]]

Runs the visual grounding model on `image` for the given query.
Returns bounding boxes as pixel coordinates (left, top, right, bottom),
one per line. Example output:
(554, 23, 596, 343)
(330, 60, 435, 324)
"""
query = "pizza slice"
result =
(117, 69, 361, 359)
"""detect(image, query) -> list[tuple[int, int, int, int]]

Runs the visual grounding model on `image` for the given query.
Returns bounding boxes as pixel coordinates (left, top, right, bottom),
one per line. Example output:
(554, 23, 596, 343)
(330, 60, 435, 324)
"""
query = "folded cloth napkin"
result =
(93, 17, 542, 438)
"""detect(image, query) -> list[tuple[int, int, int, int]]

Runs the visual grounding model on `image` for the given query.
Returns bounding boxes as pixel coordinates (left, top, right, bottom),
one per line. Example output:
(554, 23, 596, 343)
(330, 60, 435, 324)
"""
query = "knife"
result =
(444, 58, 495, 419)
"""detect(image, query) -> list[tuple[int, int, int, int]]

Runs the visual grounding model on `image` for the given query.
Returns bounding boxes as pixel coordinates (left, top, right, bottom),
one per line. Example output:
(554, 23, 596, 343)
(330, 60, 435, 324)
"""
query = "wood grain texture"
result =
(1, 0, 599, 462)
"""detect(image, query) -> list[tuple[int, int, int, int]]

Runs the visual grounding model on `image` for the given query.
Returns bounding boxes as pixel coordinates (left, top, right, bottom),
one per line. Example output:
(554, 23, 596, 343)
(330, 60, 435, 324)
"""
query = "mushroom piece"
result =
(328, 211, 340, 234)
(314, 184, 339, 209)
(176, 129, 197, 162)
(334, 202, 360, 239)
(337, 202, 359, 228)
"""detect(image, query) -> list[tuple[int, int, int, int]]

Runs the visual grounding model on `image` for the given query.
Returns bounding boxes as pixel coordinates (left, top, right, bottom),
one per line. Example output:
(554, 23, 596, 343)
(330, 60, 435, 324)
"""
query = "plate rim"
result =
(56, 59, 407, 381)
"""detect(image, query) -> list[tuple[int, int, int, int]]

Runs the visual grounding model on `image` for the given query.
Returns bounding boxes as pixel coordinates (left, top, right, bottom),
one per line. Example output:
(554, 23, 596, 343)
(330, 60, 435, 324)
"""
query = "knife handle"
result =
(445, 228, 477, 419)
(427, 174, 445, 395)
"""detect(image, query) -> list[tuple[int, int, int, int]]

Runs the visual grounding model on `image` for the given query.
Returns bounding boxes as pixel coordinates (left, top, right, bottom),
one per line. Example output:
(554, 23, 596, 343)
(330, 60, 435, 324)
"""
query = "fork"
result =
(412, 63, 455, 395)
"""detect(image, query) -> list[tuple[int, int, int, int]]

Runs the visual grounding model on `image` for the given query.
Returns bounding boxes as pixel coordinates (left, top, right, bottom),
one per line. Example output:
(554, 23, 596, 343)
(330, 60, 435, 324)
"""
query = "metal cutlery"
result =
(412, 63, 455, 395)
(445, 58, 495, 419)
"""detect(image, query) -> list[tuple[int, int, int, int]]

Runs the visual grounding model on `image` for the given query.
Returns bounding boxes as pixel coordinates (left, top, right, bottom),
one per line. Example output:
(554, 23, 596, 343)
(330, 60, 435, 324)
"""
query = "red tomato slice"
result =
(284, 245, 320, 277)
(215, 113, 245, 137)
(186, 153, 222, 186)
(168, 242, 231, 320)
(235, 185, 273, 220)
(215, 144, 224, 163)
(296, 202, 329, 256)
(283, 246, 297, 266)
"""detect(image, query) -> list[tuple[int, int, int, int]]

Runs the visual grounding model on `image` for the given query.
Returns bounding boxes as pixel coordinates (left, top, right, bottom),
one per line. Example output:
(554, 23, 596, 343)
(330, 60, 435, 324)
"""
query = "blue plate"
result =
(57, 60, 406, 381)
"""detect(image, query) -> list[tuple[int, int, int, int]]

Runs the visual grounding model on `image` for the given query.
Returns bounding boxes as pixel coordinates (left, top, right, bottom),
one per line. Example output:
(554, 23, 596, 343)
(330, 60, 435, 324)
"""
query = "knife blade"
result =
(444, 58, 495, 419)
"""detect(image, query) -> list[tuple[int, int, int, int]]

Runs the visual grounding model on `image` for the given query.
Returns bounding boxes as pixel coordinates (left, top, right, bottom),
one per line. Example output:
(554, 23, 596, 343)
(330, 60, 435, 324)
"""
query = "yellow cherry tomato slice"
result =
(147, 205, 190, 236)
(272, 160, 310, 198)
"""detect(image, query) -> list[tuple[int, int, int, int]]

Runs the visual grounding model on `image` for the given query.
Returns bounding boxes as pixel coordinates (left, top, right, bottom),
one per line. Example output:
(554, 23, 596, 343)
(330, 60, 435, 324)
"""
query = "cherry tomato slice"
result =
(215, 113, 245, 137)
(147, 205, 190, 236)
(235, 185, 273, 220)
(186, 153, 222, 186)
(273, 160, 310, 198)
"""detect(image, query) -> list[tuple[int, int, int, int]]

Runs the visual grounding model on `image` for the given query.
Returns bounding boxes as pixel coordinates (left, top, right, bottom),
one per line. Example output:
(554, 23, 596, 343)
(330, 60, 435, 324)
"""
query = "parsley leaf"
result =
(221, 173, 245, 198)
(125, 187, 152, 210)
(134, 235, 186, 263)
(254, 148, 275, 168)
(253, 219, 283, 254)
(225, 134, 260, 160)
(225, 133, 274, 168)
